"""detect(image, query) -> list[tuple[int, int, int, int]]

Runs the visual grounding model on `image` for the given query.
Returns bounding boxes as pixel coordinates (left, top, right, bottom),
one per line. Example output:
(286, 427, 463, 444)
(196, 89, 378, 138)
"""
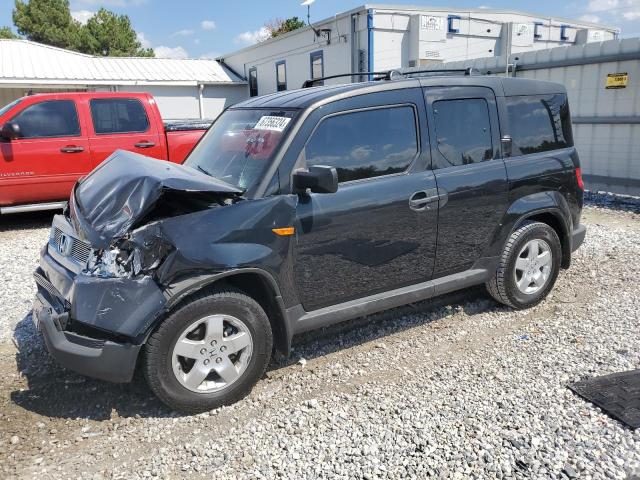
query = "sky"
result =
(1, 0, 640, 59)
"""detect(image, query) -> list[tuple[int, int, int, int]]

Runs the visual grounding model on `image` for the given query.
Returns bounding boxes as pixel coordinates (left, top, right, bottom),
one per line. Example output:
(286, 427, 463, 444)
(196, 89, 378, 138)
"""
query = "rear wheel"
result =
(144, 288, 272, 413)
(486, 221, 562, 309)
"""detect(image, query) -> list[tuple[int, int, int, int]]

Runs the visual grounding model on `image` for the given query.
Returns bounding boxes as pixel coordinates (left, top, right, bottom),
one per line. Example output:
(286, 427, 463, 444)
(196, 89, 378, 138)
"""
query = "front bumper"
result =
(33, 274, 141, 383)
(33, 219, 168, 383)
(39, 240, 166, 338)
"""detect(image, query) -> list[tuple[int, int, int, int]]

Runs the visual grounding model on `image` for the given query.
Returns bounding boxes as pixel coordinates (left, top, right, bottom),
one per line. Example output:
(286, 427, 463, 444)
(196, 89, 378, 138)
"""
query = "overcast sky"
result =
(1, 0, 639, 58)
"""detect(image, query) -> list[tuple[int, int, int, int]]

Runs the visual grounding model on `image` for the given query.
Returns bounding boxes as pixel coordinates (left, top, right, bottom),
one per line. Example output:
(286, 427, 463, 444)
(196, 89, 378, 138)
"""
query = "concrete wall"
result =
(121, 85, 199, 119)
(0, 88, 26, 106)
(202, 84, 247, 119)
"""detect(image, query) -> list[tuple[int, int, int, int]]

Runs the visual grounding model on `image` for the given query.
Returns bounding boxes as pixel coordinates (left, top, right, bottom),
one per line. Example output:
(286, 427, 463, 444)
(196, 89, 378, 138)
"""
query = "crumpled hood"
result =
(71, 150, 242, 248)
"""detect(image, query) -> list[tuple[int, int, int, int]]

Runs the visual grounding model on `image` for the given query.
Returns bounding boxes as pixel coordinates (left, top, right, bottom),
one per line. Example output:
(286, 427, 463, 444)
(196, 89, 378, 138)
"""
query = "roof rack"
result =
(302, 72, 393, 88)
(402, 67, 479, 77)
(301, 67, 479, 88)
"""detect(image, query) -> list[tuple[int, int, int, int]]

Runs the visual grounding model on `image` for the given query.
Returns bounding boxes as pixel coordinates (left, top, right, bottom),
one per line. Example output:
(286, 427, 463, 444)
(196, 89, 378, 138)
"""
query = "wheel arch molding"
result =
(490, 192, 573, 268)
(146, 268, 292, 355)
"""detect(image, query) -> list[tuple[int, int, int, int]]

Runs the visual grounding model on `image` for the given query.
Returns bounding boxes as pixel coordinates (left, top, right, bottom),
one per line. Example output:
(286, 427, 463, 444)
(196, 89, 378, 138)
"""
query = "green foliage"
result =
(13, 0, 82, 49)
(11, 0, 153, 57)
(82, 8, 153, 57)
(267, 16, 306, 38)
(0, 26, 18, 39)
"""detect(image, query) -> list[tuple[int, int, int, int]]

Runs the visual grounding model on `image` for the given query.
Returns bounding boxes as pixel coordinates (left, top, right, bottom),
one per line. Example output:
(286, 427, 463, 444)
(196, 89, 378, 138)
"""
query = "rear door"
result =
(87, 97, 163, 167)
(291, 89, 439, 311)
(0, 98, 92, 206)
(423, 86, 508, 277)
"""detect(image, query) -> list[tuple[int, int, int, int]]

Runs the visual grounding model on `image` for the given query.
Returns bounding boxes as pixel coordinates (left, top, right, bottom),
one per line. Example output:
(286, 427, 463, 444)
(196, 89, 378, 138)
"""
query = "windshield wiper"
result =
(196, 165, 214, 177)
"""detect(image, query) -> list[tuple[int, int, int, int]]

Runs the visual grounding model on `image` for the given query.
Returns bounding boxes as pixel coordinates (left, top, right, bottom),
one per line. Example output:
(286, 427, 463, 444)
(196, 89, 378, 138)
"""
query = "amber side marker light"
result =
(272, 227, 295, 236)
(575, 167, 585, 190)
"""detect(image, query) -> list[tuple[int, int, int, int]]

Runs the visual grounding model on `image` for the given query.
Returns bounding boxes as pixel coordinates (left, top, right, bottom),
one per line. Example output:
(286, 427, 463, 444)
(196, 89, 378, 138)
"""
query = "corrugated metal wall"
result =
(422, 38, 640, 195)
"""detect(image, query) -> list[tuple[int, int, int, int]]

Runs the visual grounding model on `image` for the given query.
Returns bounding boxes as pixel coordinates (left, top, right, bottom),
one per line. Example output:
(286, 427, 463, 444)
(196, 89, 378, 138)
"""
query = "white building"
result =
(220, 4, 620, 96)
(0, 39, 246, 119)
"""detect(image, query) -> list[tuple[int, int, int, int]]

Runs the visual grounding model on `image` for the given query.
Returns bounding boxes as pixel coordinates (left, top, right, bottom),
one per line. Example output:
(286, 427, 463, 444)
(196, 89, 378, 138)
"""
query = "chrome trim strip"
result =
(0, 201, 67, 214)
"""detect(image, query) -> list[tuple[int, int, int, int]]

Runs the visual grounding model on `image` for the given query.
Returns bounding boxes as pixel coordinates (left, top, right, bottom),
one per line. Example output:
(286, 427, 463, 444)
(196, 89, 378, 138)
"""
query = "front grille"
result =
(34, 270, 70, 308)
(51, 227, 91, 265)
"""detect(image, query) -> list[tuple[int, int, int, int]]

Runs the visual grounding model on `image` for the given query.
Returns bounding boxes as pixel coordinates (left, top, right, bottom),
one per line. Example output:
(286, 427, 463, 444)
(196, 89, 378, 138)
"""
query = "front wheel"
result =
(144, 288, 273, 413)
(486, 221, 562, 309)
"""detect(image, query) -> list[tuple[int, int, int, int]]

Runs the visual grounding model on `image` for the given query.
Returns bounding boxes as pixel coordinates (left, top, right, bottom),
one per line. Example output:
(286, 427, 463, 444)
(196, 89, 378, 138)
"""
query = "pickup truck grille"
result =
(51, 227, 91, 265)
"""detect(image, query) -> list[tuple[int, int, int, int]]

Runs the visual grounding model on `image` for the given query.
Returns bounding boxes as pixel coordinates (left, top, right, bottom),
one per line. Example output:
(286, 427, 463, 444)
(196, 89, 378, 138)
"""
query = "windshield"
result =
(184, 109, 297, 191)
(0, 98, 22, 118)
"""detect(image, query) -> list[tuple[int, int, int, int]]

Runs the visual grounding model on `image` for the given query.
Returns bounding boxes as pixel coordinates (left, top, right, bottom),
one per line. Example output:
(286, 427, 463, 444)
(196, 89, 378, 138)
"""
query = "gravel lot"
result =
(0, 197, 639, 479)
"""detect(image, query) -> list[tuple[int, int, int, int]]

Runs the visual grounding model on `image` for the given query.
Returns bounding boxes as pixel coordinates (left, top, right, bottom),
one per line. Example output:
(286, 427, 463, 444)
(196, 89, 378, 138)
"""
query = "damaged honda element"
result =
(34, 73, 586, 412)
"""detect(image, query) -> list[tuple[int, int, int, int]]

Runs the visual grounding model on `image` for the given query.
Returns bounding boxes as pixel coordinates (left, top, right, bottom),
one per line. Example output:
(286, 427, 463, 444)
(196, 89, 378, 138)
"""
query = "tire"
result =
(144, 287, 272, 413)
(486, 221, 562, 309)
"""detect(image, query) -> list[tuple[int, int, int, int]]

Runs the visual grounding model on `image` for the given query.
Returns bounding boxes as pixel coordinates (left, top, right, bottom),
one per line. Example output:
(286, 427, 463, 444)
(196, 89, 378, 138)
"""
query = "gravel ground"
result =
(0, 198, 639, 479)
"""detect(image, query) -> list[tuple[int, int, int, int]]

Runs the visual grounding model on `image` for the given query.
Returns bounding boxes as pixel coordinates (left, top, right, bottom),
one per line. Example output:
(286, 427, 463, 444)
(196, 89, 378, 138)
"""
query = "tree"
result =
(12, 0, 153, 57)
(82, 8, 153, 57)
(265, 16, 306, 39)
(13, 0, 83, 49)
(0, 26, 18, 39)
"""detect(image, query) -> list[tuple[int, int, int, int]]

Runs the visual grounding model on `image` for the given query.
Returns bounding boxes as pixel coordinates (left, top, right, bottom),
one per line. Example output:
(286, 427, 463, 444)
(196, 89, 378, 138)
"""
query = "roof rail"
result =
(402, 67, 479, 77)
(300, 67, 479, 89)
(301, 72, 393, 88)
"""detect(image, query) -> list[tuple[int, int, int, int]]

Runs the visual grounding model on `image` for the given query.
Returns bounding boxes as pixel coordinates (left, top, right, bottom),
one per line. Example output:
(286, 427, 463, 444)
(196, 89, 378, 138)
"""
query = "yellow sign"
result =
(606, 72, 628, 89)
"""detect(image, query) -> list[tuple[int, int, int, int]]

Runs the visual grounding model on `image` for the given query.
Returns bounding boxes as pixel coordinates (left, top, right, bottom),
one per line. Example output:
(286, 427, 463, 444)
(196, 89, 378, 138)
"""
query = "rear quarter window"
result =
(432, 98, 494, 166)
(506, 94, 573, 155)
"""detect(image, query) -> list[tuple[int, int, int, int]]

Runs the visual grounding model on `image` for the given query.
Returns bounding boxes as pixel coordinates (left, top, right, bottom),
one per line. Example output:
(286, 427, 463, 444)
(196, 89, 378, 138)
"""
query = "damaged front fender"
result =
(57, 150, 301, 341)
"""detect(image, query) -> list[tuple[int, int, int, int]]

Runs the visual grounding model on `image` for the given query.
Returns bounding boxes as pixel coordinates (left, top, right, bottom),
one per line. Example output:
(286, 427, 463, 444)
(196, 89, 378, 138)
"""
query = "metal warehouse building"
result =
(0, 39, 247, 120)
(219, 4, 619, 96)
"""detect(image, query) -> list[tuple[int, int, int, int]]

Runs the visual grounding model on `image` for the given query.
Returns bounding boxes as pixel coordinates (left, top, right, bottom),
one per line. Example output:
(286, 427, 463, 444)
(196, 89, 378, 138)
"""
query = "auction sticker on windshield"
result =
(254, 116, 291, 132)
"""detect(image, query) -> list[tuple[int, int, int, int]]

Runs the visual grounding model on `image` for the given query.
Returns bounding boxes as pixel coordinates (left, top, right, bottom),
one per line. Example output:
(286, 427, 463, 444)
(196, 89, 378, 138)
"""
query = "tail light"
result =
(575, 167, 584, 190)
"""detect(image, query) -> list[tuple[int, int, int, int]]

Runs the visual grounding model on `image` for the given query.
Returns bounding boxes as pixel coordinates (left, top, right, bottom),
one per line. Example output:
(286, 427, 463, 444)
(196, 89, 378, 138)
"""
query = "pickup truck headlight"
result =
(86, 246, 142, 278)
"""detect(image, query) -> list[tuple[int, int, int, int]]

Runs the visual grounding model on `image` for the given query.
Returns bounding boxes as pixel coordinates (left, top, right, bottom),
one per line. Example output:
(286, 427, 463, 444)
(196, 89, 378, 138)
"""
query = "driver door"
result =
(290, 89, 439, 311)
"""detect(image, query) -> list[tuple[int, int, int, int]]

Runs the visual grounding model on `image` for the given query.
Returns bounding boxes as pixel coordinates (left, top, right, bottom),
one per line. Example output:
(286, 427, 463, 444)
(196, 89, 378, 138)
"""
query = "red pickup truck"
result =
(0, 92, 211, 213)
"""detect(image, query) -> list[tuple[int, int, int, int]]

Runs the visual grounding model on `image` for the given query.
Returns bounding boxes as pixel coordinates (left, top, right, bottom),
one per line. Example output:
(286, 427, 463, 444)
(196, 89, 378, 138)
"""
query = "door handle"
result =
(134, 141, 156, 148)
(409, 188, 440, 211)
(60, 146, 84, 153)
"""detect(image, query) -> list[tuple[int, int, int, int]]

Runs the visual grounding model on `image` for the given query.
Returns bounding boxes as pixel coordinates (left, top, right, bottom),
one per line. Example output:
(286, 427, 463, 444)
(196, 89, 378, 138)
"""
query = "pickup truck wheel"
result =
(486, 221, 562, 309)
(143, 288, 272, 413)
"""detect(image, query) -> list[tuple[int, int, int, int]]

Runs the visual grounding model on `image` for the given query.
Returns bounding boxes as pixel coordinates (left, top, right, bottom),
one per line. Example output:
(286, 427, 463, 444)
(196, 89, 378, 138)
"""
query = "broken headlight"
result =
(85, 246, 142, 278)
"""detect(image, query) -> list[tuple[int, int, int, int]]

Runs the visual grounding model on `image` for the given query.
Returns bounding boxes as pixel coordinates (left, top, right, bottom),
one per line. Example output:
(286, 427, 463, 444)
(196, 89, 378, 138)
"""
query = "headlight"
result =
(86, 246, 142, 278)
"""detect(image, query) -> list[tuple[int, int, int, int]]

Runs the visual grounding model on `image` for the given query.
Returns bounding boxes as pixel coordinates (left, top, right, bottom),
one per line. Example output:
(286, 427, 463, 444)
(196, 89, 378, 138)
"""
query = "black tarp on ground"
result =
(569, 370, 640, 429)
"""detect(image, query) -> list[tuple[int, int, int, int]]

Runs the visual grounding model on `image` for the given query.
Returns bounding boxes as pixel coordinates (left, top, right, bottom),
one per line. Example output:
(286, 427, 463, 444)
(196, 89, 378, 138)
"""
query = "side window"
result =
(90, 98, 149, 134)
(432, 98, 493, 166)
(276, 61, 286, 92)
(506, 94, 574, 155)
(249, 68, 258, 97)
(11, 100, 80, 139)
(310, 51, 324, 85)
(305, 106, 418, 183)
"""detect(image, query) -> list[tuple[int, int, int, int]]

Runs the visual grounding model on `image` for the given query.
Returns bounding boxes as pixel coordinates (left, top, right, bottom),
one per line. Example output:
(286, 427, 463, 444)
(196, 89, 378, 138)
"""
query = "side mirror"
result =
(501, 134, 512, 157)
(0, 122, 20, 140)
(292, 165, 338, 194)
